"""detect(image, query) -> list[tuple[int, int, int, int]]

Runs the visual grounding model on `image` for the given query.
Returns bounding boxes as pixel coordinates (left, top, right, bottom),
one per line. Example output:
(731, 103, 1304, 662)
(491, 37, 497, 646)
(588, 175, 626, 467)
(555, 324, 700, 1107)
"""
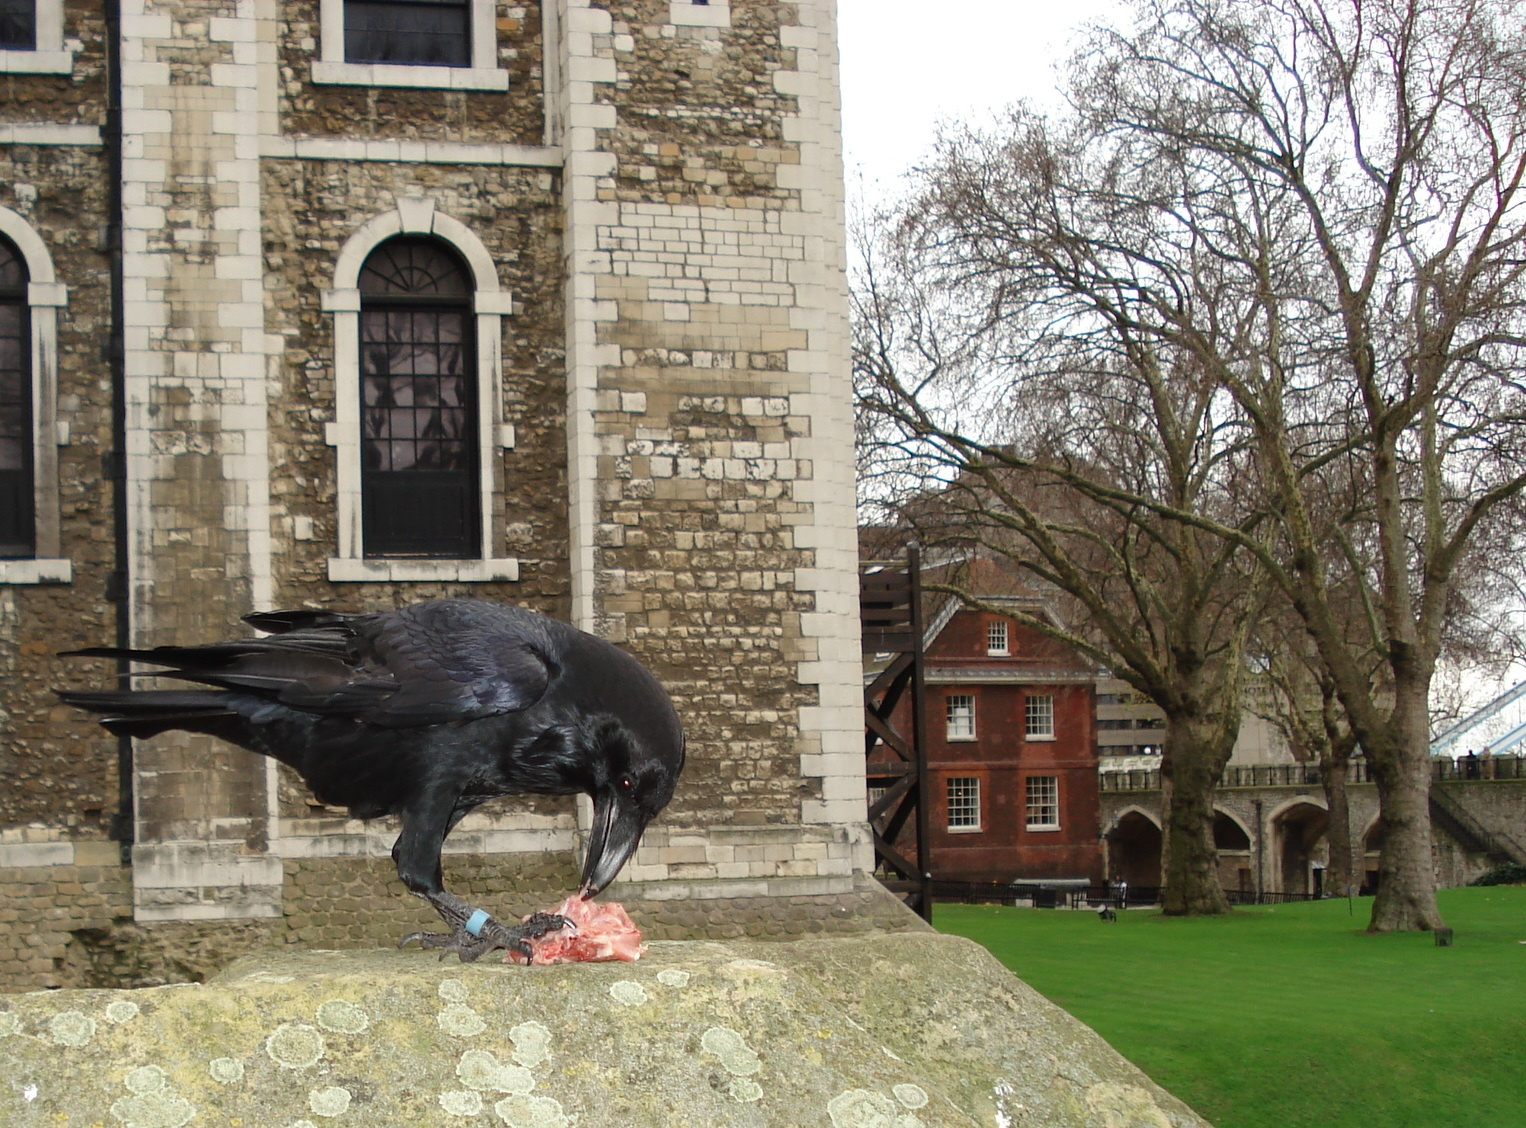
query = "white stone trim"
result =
(0, 557, 71, 583)
(275, 809, 574, 858)
(263, 136, 561, 167)
(324, 200, 518, 581)
(0, 122, 101, 146)
(0, 0, 80, 74)
(131, 841, 284, 922)
(0, 204, 67, 582)
(314, 0, 507, 89)
(668, 0, 731, 29)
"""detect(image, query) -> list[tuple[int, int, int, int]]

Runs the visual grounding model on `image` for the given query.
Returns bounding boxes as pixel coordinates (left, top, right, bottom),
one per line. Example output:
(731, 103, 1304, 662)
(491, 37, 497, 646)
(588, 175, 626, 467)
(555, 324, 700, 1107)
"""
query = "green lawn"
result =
(935, 887, 1525, 1128)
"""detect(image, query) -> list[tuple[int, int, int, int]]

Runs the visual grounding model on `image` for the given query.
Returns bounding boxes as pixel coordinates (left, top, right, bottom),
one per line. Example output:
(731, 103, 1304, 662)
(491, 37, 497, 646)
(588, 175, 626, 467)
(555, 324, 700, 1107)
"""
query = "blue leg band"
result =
(464, 909, 491, 937)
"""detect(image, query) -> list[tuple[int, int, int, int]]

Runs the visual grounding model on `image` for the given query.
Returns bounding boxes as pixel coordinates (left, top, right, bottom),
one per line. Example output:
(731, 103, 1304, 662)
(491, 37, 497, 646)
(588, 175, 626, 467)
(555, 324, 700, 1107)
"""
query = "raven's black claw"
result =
(398, 911, 575, 964)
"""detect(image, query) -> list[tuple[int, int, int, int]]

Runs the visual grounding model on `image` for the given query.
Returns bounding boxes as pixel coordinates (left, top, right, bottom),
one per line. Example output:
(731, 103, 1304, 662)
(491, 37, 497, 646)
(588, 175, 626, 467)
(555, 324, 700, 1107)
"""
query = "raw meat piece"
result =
(510, 896, 646, 965)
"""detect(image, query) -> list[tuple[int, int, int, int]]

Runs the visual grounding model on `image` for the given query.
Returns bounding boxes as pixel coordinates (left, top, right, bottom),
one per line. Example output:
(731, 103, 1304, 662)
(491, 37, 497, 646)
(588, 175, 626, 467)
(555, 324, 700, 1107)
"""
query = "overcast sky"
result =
(837, 0, 1125, 193)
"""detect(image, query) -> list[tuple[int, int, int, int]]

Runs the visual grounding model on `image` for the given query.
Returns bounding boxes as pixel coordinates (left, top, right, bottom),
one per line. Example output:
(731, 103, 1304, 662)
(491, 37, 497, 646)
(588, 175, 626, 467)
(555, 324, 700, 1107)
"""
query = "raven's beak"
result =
(578, 790, 645, 900)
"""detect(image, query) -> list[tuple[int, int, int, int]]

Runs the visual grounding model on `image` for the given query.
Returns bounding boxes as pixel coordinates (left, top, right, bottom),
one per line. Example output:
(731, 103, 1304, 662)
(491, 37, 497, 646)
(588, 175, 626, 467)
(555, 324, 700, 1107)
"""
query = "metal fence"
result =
(1100, 753, 1526, 793)
(930, 880, 1321, 909)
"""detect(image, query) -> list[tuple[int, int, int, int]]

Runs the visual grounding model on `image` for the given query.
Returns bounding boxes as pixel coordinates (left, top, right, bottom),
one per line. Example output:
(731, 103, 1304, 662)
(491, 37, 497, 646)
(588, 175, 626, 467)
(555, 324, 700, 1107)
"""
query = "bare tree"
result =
(858, 0, 1526, 931)
(856, 217, 1270, 916)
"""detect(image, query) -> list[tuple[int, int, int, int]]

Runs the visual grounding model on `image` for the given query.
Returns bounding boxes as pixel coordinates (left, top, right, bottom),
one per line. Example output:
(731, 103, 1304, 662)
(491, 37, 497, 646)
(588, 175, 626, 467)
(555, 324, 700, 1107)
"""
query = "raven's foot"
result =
(399, 910, 573, 964)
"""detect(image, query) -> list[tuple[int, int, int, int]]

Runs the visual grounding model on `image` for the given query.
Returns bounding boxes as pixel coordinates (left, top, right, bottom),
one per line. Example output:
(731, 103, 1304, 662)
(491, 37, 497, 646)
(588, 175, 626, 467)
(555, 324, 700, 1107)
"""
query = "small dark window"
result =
(359, 237, 479, 558)
(345, 0, 470, 67)
(0, 0, 36, 51)
(0, 236, 34, 558)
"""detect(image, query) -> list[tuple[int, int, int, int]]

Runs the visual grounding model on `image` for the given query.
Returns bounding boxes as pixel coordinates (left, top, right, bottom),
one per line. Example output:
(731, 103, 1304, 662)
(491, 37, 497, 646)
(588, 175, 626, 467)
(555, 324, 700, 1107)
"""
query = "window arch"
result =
(0, 234, 32, 557)
(0, 206, 68, 584)
(358, 236, 478, 558)
(323, 198, 517, 583)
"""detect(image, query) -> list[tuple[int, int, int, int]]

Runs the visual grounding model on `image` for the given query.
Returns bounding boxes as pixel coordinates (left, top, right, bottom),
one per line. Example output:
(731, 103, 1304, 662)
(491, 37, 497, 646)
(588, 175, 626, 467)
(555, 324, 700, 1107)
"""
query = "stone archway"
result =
(1272, 801, 1330, 896)
(1106, 809, 1162, 891)
(1213, 810, 1254, 893)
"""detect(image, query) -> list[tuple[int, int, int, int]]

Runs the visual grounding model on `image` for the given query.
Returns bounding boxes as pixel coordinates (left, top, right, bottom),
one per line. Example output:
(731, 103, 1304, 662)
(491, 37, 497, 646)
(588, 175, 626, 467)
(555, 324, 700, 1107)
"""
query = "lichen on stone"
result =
(439, 1089, 485, 1116)
(656, 968, 690, 988)
(456, 1048, 534, 1094)
(109, 1070, 195, 1128)
(208, 1057, 244, 1084)
(893, 1084, 928, 1110)
(105, 1001, 141, 1025)
(308, 1085, 352, 1117)
(48, 1010, 96, 1047)
(730, 1078, 764, 1103)
(508, 1020, 552, 1069)
(608, 980, 648, 1007)
(438, 1003, 488, 1037)
(700, 1025, 761, 1076)
(826, 1087, 926, 1128)
(108, 1091, 196, 1128)
(124, 1066, 168, 1095)
(438, 978, 469, 1003)
(266, 1022, 326, 1069)
(0, 1011, 19, 1037)
(494, 1092, 570, 1128)
(315, 999, 369, 1034)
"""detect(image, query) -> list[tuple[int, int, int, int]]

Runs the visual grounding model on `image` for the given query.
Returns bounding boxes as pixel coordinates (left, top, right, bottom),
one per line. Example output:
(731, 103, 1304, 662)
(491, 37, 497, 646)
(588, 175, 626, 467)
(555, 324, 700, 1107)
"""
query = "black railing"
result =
(931, 880, 1321, 909)
(1433, 754, 1526, 782)
(1100, 754, 1525, 793)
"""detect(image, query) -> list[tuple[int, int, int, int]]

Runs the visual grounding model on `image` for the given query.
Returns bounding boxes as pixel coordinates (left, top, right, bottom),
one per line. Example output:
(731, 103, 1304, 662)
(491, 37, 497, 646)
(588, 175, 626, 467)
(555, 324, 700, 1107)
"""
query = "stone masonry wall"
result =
(0, 0, 108, 125)
(4, 849, 923, 992)
(277, 1, 546, 145)
(259, 157, 570, 609)
(0, 142, 119, 829)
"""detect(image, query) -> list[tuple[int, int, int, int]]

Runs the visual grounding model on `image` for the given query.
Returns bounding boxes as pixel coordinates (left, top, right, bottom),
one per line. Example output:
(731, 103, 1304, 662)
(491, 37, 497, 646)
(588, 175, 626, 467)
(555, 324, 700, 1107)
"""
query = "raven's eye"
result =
(619, 776, 634, 792)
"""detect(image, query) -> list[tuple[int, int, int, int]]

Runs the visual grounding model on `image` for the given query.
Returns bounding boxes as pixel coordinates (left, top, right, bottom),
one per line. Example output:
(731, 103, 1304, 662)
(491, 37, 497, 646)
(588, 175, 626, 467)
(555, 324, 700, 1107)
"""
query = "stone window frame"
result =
(323, 197, 518, 583)
(0, 0, 80, 74)
(669, 0, 731, 28)
(313, 0, 509, 90)
(0, 206, 69, 584)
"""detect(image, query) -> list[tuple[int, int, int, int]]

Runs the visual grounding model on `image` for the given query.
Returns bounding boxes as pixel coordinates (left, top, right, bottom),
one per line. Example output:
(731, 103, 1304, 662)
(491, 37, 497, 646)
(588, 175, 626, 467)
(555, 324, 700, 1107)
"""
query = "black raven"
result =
(58, 599, 685, 962)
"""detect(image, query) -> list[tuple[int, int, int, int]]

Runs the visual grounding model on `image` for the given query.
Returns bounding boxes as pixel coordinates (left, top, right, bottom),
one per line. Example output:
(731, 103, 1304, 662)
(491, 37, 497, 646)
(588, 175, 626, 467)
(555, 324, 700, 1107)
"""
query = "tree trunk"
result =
(1320, 753, 1356, 898)
(1365, 688, 1446, 932)
(1159, 715, 1232, 916)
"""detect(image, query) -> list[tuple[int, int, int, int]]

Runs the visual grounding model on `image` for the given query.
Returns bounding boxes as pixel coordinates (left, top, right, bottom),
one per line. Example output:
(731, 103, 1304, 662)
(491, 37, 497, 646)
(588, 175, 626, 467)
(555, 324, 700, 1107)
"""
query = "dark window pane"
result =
(0, 236, 32, 557)
(359, 237, 472, 297)
(345, 0, 470, 68)
(0, 0, 35, 51)
(0, 241, 22, 295)
(358, 236, 477, 558)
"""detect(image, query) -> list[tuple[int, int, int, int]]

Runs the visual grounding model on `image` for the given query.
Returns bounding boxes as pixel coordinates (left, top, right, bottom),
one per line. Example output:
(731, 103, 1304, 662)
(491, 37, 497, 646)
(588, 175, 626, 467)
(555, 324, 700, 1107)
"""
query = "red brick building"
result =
(872, 584, 1105, 885)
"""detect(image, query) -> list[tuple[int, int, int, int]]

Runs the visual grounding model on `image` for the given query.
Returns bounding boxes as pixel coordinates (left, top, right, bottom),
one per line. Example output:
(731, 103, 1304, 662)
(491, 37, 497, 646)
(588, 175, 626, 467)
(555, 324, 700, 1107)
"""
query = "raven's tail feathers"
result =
(54, 689, 239, 738)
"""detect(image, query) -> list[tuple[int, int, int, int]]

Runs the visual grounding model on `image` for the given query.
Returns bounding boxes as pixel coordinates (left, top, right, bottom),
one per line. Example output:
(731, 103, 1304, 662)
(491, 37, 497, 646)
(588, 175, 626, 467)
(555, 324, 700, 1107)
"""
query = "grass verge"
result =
(935, 886, 1525, 1128)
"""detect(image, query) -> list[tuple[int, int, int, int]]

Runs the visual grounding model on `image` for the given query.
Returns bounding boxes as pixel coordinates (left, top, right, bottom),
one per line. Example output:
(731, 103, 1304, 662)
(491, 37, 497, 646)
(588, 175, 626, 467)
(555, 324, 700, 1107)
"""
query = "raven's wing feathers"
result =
(63, 600, 557, 728)
(352, 601, 555, 725)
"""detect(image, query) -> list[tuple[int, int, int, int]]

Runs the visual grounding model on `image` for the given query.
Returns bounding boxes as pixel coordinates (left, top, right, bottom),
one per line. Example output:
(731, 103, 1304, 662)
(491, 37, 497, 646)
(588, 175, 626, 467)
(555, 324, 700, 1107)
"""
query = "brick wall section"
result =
(4, 851, 924, 992)
(0, 840, 131, 990)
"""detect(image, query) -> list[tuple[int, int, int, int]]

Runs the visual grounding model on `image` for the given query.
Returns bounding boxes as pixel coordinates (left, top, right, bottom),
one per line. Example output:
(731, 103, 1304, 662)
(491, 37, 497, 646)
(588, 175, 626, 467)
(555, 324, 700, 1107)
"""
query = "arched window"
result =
(0, 233, 32, 557)
(323, 198, 517, 584)
(0, 207, 68, 583)
(358, 237, 478, 558)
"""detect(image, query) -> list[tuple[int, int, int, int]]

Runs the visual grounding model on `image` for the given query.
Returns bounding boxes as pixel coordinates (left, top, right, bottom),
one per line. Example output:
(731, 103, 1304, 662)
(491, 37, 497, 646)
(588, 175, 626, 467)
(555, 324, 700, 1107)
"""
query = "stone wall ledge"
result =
(0, 932, 1208, 1127)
